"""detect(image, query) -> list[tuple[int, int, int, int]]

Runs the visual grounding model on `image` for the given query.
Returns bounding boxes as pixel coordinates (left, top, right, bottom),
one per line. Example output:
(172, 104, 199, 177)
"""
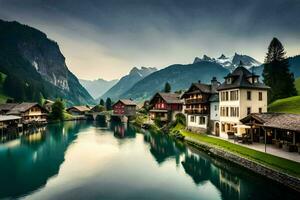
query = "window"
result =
(230, 90, 239, 101)
(247, 91, 251, 100)
(259, 108, 262, 113)
(259, 92, 263, 101)
(230, 107, 239, 117)
(214, 105, 218, 111)
(199, 117, 205, 125)
(247, 107, 251, 115)
(226, 107, 229, 117)
(225, 92, 229, 101)
(190, 116, 195, 122)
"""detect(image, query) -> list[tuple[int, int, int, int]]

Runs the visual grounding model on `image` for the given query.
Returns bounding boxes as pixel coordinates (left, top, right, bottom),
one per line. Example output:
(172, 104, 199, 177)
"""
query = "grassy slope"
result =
(172, 123, 300, 178)
(267, 77, 300, 114)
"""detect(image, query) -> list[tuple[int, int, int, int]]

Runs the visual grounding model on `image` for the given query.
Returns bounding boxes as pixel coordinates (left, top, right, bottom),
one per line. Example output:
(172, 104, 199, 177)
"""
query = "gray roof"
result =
(0, 103, 18, 112)
(7, 103, 40, 115)
(67, 106, 91, 112)
(150, 92, 182, 104)
(0, 115, 21, 122)
(117, 99, 137, 106)
(241, 113, 300, 132)
(218, 67, 270, 91)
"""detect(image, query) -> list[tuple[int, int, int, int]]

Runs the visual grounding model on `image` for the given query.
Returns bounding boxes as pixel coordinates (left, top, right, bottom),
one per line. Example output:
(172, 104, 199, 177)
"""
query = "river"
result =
(0, 121, 298, 200)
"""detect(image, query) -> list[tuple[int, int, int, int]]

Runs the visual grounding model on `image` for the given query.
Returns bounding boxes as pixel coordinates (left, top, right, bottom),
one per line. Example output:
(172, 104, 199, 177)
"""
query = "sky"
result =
(0, 0, 299, 80)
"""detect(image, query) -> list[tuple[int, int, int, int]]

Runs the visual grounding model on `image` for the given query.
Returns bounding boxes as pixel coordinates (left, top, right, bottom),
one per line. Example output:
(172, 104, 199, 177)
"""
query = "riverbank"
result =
(169, 123, 300, 192)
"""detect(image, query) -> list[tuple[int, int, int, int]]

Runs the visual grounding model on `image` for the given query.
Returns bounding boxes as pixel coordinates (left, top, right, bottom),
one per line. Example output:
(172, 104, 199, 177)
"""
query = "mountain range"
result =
(193, 53, 262, 71)
(79, 78, 118, 99)
(100, 67, 157, 101)
(0, 19, 95, 105)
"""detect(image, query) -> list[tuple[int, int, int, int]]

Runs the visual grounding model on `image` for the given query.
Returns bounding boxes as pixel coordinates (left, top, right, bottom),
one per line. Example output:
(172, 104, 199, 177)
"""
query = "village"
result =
(1, 63, 299, 163)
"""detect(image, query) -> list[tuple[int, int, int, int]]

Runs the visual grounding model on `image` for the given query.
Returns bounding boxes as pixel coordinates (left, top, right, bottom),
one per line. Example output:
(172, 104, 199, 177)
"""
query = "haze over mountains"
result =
(79, 78, 118, 99)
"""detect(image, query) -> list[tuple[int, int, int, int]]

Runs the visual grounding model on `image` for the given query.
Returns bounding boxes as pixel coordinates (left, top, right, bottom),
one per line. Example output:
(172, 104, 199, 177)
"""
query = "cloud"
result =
(0, 0, 299, 80)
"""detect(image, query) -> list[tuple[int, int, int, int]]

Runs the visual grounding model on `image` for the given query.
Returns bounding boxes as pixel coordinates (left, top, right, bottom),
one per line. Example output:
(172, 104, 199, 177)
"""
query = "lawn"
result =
(268, 95, 300, 114)
(172, 124, 300, 178)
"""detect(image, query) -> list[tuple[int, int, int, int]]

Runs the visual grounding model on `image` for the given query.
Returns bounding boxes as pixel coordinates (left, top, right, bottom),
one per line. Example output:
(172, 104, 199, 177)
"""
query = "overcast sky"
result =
(0, 0, 299, 80)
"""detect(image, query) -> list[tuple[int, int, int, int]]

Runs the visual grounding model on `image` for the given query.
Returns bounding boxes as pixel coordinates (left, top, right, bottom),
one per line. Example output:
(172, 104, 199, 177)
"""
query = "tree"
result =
(164, 82, 171, 93)
(50, 99, 65, 121)
(99, 99, 105, 106)
(105, 97, 112, 110)
(263, 38, 297, 102)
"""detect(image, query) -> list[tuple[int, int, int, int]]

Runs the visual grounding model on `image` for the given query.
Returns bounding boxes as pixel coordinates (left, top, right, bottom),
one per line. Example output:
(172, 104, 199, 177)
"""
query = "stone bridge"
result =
(85, 111, 129, 123)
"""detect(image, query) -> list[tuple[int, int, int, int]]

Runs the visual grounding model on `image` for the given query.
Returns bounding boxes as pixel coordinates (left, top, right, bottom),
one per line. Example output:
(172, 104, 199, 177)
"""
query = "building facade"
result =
(217, 66, 269, 138)
(112, 99, 137, 117)
(149, 92, 183, 123)
(181, 78, 220, 133)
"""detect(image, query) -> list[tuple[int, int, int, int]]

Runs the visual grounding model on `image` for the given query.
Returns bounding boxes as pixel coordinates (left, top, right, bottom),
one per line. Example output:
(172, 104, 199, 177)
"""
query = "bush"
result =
(175, 113, 186, 126)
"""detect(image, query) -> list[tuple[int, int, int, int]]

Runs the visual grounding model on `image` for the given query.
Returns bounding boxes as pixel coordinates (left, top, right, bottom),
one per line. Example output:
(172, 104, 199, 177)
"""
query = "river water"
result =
(0, 121, 298, 200)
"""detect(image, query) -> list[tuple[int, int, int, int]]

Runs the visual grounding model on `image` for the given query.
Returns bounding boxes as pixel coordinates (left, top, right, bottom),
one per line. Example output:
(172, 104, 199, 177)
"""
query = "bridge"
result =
(85, 111, 129, 123)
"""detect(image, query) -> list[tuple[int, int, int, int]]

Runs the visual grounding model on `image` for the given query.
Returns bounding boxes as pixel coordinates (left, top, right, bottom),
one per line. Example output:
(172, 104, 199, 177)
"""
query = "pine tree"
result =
(51, 99, 65, 121)
(105, 97, 112, 110)
(263, 38, 297, 102)
(164, 82, 171, 93)
(99, 99, 105, 106)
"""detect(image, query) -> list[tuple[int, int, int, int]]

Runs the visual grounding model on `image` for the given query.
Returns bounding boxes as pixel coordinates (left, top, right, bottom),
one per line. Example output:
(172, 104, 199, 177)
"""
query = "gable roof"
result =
(218, 66, 270, 91)
(0, 103, 18, 112)
(114, 99, 137, 106)
(7, 103, 45, 115)
(67, 106, 91, 112)
(240, 113, 300, 132)
(150, 92, 182, 104)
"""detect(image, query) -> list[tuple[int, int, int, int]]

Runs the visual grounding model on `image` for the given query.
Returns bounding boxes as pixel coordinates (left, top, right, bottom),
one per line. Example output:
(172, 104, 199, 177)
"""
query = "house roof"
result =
(150, 92, 182, 104)
(114, 99, 137, 106)
(218, 66, 270, 91)
(7, 103, 43, 115)
(67, 106, 91, 112)
(0, 115, 21, 122)
(240, 113, 300, 132)
(0, 103, 18, 112)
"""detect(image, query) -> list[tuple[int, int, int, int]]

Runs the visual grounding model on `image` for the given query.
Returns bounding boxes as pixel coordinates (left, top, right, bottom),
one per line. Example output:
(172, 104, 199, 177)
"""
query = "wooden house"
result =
(181, 77, 220, 133)
(7, 103, 48, 124)
(112, 99, 137, 117)
(149, 92, 183, 123)
(66, 106, 91, 115)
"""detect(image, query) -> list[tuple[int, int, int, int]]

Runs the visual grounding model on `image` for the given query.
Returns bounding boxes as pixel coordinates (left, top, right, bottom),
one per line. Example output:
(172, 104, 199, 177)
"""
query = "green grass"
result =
(268, 96, 300, 114)
(295, 77, 300, 95)
(172, 123, 300, 178)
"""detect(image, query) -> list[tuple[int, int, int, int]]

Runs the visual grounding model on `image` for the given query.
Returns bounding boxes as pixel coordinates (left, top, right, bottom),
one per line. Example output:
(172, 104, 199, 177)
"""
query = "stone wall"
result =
(184, 137, 300, 192)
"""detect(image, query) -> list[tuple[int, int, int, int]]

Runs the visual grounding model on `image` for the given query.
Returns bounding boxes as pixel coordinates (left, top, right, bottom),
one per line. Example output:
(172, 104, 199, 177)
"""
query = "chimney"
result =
(198, 80, 201, 84)
(211, 77, 219, 92)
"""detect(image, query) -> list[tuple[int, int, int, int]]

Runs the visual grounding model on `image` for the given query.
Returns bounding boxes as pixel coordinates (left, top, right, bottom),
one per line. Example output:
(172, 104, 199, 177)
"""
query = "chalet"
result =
(240, 113, 300, 152)
(181, 77, 220, 133)
(0, 115, 22, 132)
(217, 65, 269, 138)
(7, 103, 48, 124)
(112, 99, 137, 117)
(149, 92, 183, 123)
(66, 106, 91, 115)
(0, 103, 18, 114)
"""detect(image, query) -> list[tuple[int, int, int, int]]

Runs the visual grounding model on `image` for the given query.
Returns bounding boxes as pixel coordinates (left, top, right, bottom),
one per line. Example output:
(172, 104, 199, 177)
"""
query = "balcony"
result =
(184, 109, 209, 115)
(185, 98, 207, 104)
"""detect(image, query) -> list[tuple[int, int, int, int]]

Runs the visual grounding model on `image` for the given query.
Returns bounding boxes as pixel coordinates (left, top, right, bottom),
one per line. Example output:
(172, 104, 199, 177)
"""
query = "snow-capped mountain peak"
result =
(193, 53, 261, 71)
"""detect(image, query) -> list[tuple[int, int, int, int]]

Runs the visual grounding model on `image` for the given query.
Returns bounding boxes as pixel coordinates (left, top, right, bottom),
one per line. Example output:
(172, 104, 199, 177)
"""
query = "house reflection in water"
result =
(110, 122, 136, 139)
(143, 131, 186, 165)
(182, 151, 241, 199)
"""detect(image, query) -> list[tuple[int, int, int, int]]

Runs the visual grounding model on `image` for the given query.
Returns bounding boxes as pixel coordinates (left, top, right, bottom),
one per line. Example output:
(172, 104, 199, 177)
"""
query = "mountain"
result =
(101, 67, 157, 101)
(79, 78, 118, 99)
(251, 55, 300, 79)
(194, 53, 262, 71)
(0, 19, 95, 105)
(121, 61, 229, 101)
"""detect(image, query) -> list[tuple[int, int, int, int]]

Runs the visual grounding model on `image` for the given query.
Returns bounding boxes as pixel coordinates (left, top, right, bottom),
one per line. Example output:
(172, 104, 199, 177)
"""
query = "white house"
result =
(217, 66, 269, 139)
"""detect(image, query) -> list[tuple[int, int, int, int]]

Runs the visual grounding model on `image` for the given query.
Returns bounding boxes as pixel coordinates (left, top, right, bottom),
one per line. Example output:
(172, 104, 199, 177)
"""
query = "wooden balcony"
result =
(184, 109, 209, 115)
(185, 98, 207, 104)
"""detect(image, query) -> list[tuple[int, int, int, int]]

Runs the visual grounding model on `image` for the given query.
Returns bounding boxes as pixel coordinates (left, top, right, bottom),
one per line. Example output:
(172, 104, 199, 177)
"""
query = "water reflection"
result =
(0, 121, 89, 199)
(0, 121, 298, 200)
